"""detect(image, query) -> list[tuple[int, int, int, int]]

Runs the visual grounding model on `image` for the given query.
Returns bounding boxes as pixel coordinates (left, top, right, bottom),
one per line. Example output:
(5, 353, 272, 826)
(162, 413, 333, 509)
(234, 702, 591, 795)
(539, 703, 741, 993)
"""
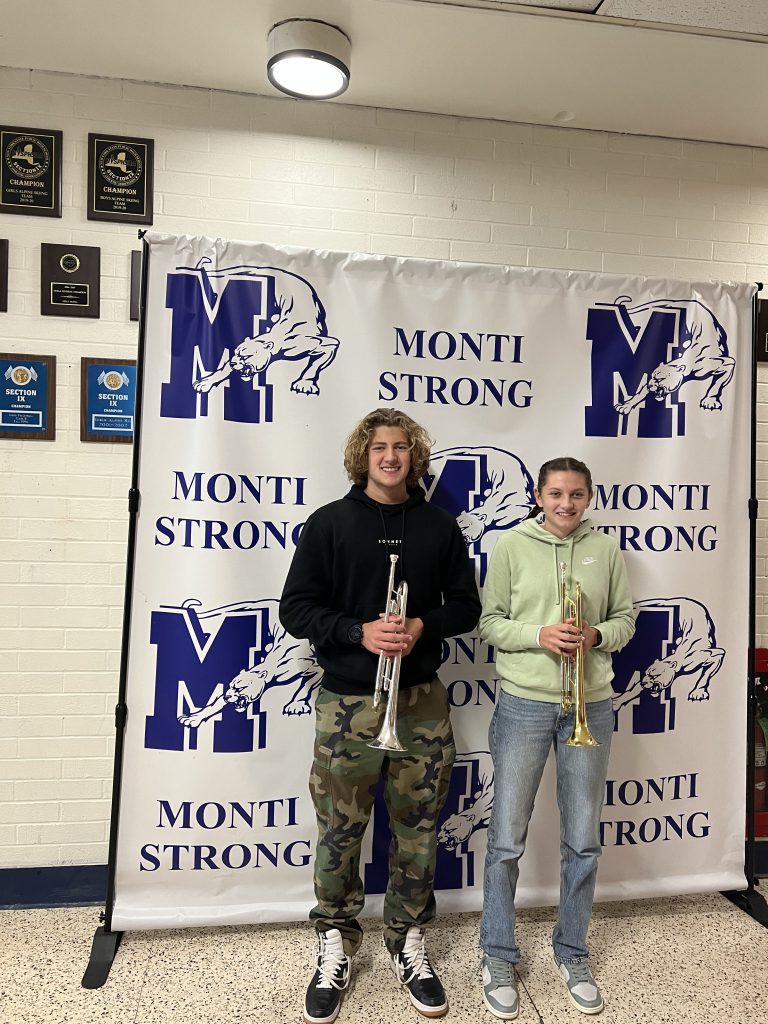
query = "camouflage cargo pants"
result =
(309, 678, 455, 956)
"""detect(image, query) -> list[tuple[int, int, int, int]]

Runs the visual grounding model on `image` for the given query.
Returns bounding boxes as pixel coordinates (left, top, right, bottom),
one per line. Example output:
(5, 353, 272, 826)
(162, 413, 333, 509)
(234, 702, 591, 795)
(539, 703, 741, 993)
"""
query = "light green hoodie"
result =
(479, 516, 635, 703)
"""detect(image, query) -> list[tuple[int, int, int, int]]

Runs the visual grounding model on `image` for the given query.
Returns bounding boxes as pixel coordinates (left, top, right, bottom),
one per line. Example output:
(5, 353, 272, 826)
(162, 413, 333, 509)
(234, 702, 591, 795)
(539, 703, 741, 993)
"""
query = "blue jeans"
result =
(480, 690, 613, 965)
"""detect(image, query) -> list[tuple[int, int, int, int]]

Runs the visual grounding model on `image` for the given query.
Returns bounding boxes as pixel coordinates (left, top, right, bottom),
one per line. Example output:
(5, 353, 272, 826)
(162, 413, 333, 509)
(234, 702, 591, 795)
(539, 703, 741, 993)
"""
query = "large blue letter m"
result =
(144, 606, 268, 753)
(160, 270, 273, 424)
(585, 304, 683, 438)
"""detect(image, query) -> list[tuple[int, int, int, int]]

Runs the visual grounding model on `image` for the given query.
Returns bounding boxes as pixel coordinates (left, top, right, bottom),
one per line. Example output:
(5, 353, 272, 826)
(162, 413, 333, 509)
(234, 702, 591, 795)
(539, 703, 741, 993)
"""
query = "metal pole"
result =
(82, 234, 152, 987)
(724, 283, 768, 928)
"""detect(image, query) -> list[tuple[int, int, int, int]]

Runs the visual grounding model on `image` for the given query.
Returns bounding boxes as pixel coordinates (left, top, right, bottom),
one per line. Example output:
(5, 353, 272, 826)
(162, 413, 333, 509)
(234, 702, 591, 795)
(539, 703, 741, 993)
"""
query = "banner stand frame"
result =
(81, 252, 767, 987)
(82, 233, 151, 988)
(723, 283, 768, 929)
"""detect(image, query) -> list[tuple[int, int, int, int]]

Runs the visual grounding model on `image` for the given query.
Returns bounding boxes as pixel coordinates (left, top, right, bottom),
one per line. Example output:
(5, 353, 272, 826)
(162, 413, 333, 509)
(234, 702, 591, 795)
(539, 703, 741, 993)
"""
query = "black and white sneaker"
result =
(391, 927, 448, 1018)
(304, 928, 351, 1024)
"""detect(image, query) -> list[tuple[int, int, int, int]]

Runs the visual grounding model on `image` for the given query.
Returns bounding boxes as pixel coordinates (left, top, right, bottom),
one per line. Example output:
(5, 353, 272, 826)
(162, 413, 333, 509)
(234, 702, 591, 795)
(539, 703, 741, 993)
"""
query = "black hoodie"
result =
(279, 485, 481, 695)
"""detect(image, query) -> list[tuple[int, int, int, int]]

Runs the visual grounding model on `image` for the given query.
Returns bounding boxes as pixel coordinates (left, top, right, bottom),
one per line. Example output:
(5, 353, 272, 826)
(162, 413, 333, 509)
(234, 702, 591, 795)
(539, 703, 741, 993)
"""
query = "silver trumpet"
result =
(369, 554, 408, 752)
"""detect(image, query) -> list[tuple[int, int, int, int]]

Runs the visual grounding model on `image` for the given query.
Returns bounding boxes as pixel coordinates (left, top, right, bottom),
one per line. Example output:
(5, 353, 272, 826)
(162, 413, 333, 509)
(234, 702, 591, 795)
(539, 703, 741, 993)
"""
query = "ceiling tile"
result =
(600, 0, 768, 37)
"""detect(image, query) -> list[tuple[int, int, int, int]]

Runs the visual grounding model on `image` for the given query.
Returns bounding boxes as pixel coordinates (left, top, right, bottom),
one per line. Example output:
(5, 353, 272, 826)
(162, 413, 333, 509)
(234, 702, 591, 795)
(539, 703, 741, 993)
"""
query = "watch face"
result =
(348, 623, 363, 644)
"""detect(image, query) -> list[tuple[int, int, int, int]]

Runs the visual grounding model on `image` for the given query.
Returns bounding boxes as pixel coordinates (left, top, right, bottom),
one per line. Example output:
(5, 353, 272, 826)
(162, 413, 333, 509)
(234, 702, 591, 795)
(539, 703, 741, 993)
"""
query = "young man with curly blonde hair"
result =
(281, 408, 480, 1024)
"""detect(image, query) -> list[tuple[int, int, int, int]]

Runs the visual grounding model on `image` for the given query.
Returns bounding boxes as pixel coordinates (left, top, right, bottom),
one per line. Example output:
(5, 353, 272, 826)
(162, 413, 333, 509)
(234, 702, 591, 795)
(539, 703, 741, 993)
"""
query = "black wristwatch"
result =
(593, 628, 603, 648)
(347, 622, 364, 645)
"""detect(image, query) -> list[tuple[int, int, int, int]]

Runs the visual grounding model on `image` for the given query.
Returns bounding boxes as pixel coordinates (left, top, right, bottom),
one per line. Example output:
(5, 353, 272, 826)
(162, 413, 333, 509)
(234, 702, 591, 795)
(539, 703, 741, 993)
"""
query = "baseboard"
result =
(0, 864, 107, 909)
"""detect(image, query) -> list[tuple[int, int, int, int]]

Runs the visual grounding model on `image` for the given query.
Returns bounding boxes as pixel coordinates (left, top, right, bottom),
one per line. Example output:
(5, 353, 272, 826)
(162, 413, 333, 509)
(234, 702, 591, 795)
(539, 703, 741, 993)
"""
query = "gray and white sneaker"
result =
(554, 957, 604, 1014)
(481, 954, 519, 1020)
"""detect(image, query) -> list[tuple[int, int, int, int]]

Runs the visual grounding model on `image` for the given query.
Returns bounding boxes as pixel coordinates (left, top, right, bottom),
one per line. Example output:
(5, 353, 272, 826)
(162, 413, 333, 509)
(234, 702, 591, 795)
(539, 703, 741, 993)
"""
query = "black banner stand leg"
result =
(82, 234, 152, 987)
(82, 926, 123, 990)
(723, 284, 768, 929)
(724, 888, 768, 926)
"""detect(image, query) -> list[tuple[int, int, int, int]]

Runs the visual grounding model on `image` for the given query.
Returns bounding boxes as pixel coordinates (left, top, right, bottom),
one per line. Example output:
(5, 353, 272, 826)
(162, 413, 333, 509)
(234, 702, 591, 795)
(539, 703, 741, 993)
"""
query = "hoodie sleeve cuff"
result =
(520, 623, 541, 649)
(335, 617, 359, 645)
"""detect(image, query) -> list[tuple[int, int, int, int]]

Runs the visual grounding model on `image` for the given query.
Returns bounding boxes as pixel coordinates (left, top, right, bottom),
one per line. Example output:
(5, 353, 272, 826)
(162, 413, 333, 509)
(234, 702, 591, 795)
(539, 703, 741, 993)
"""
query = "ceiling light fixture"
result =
(267, 19, 351, 100)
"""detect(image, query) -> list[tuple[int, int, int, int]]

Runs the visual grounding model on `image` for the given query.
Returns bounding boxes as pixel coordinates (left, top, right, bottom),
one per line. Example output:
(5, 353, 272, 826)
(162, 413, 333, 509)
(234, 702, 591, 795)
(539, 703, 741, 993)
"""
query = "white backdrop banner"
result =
(111, 231, 754, 930)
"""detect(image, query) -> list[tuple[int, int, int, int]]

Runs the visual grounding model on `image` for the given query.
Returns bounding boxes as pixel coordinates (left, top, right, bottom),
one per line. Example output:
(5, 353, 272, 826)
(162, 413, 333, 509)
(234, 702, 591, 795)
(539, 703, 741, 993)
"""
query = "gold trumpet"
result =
(369, 554, 408, 752)
(559, 561, 600, 748)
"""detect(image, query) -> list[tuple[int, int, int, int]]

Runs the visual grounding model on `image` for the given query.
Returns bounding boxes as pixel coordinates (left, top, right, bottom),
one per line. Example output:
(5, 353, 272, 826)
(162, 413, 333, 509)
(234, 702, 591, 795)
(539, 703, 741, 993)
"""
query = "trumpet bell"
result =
(368, 724, 405, 752)
(565, 721, 601, 747)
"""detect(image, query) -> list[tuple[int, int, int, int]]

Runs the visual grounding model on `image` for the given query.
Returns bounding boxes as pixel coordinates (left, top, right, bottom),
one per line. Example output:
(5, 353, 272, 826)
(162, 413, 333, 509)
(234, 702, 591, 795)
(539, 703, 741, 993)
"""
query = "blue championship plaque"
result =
(0, 353, 56, 440)
(80, 357, 136, 443)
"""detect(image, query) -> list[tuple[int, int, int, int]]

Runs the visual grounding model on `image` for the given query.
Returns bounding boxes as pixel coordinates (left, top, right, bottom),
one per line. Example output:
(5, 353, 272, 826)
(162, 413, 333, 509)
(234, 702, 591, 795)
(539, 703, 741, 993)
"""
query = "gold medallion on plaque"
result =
(10, 366, 32, 386)
(4, 134, 51, 180)
(99, 144, 143, 189)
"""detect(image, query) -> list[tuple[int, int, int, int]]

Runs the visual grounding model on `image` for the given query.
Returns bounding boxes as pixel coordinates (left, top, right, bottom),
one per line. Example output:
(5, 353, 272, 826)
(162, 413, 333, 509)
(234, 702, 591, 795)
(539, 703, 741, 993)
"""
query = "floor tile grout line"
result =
(128, 933, 155, 1024)
(515, 967, 545, 1024)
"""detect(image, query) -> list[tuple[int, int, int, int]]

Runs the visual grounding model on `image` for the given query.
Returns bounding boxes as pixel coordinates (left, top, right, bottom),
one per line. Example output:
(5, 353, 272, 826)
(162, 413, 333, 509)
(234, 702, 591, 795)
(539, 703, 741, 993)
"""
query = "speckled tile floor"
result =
(0, 891, 766, 1024)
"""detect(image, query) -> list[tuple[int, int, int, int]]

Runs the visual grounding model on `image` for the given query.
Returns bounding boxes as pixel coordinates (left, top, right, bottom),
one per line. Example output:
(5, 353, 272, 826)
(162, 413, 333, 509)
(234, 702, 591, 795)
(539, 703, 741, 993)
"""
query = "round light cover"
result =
(267, 19, 351, 99)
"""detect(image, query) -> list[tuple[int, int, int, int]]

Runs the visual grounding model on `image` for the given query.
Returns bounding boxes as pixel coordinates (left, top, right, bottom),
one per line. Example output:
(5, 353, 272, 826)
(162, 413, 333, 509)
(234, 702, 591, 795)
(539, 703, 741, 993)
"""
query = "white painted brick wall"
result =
(1, 66, 767, 869)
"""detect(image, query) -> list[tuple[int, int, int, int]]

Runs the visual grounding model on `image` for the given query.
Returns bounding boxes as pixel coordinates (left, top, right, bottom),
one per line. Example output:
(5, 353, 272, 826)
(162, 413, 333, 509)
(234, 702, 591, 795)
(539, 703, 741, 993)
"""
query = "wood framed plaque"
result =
(0, 126, 62, 218)
(41, 243, 100, 318)
(0, 239, 7, 312)
(87, 134, 153, 225)
(0, 352, 56, 440)
(80, 357, 136, 443)
(757, 298, 768, 363)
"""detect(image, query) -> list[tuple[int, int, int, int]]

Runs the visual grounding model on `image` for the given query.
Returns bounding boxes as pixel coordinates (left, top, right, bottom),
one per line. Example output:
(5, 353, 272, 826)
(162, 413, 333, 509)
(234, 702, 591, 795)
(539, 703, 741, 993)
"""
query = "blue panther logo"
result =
(585, 297, 733, 438)
(160, 259, 340, 423)
(422, 447, 534, 585)
(611, 597, 724, 735)
(144, 598, 321, 754)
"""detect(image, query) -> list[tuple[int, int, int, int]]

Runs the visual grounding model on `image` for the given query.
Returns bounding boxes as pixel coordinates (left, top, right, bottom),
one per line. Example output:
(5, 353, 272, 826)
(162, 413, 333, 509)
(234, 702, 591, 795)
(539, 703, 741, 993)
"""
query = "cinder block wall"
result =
(0, 67, 766, 869)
